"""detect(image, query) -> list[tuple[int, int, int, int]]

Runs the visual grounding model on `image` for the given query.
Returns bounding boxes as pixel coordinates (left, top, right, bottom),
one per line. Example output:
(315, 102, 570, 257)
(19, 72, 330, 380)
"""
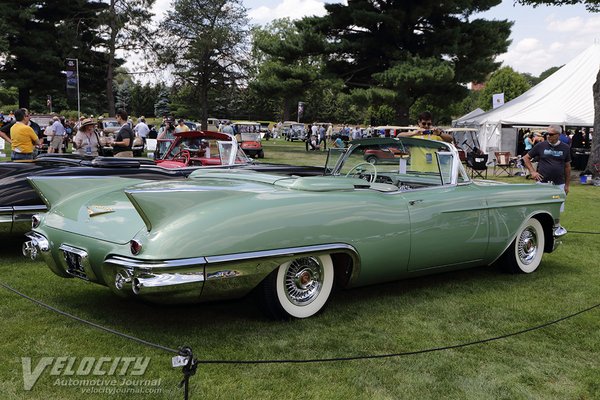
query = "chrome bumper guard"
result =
(105, 256, 207, 297)
(23, 232, 50, 260)
(552, 224, 567, 251)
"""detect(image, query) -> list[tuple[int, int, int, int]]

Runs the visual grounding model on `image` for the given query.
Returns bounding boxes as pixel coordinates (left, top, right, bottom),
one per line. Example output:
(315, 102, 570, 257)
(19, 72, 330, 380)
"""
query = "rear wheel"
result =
(259, 255, 334, 319)
(258, 150, 264, 158)
(500, 218, 545, 274)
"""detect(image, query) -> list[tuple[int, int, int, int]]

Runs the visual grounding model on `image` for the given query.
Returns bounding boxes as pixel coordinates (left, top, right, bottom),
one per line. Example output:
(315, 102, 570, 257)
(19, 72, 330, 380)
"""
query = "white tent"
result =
(454, 43, 600, 153)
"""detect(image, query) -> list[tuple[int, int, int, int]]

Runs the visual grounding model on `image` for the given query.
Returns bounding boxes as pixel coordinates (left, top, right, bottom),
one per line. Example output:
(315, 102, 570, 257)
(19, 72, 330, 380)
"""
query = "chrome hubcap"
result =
(518, 227, 538, 265)
(284, 257, 323, 306)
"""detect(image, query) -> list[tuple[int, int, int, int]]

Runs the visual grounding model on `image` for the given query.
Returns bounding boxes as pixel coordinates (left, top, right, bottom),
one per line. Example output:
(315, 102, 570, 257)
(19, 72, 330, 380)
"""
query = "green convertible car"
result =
(23, 137, 566, 319)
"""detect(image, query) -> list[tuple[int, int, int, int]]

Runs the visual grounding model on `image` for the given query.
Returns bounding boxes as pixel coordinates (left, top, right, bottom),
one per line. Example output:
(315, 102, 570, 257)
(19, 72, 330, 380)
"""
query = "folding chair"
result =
(494, 151, 513, 176)
(466, 152, 488, 179)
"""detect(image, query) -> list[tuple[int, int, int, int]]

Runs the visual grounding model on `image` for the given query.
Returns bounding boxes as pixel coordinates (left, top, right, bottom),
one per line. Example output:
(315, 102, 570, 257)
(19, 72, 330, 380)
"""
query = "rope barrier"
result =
(1, 279, 599, 367)
(1, 226, 599, 396)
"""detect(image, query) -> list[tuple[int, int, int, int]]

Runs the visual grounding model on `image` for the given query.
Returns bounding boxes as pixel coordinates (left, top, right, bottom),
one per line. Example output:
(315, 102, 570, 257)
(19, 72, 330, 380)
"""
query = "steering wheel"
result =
(345, 162, 378, 183)
(172, 149, 191, 165)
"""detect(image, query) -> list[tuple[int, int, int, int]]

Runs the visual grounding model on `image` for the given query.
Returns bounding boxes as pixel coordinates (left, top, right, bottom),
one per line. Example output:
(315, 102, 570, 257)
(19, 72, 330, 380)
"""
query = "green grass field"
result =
(1, 140, 599, 399)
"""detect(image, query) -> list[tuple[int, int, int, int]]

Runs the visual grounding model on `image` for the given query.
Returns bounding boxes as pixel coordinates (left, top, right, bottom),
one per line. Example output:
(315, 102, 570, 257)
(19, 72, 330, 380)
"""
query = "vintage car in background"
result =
(372, 125, 418, 138)
(0, 152, 323, 237)
(24, 137, 566, 319)
(281, 121, 306, 141)
(363, 144, 410, 164)
(154, 130, 252, 168)
(231, 121, 264, 158)
(0, 156, 188, 237)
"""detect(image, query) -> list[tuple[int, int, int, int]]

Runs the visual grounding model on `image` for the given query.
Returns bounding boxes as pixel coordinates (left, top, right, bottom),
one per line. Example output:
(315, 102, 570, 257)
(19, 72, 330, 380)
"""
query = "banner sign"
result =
(492, 93, 505, 109)
(65, 58, 78, 99)
(297, 101, 305, 122)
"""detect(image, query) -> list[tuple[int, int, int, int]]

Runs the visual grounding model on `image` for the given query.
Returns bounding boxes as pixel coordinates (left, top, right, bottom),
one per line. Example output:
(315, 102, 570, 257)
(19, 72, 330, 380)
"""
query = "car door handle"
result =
(409, 200, 423, 206)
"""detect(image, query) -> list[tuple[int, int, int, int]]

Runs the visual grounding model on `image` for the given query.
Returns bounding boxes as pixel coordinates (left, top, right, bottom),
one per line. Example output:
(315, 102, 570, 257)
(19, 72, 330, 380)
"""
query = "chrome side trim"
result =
(204, 243, 358, 264)
(105, 255, 208, 269)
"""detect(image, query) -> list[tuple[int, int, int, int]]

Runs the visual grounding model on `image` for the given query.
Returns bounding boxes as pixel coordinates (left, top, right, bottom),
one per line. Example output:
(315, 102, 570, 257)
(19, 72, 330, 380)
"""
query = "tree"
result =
(250, 19, 324, 121)
(157, 0, 250, 129)
(299, 0, 512, 124)
(516, 0, 599, 11)
(0, 0, 109, 112)
(154, 87, 171, 117)
(517, 0, 599, 176)
(477, 67, 531, 111)
(97, 0, 156, 116)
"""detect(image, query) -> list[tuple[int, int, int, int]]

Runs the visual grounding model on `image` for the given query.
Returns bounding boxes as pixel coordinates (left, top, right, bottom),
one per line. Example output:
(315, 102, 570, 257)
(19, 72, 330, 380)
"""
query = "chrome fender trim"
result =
(104, 243, 361, 300)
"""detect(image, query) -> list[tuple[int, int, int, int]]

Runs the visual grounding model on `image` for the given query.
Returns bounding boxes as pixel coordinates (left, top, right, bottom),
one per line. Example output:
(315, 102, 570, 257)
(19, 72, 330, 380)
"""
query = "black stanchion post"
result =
(173, 346, 198, 400)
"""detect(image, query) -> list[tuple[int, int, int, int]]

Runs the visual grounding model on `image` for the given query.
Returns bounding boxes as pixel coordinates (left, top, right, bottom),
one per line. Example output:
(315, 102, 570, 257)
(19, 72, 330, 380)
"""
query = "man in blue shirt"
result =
(48, 116, 66, 154)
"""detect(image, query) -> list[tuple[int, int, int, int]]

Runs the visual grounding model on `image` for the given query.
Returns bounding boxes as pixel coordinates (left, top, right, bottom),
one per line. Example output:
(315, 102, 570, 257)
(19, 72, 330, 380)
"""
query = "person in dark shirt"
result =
(523, 124, 570, 234)
(112, 109, 134, 157)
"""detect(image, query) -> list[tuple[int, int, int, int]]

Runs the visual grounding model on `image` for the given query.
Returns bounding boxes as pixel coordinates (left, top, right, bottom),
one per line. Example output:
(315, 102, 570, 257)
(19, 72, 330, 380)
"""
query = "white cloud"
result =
(545, 15, 582, 32)
(248, 0, 328, 25)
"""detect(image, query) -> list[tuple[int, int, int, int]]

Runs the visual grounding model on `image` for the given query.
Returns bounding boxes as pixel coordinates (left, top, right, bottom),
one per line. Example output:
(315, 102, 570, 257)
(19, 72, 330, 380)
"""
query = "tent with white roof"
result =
(454, 43, 600, 154)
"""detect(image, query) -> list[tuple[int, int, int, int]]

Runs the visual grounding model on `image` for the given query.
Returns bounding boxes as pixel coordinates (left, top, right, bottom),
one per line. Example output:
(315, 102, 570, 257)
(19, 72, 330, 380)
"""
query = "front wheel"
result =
(500, 218, 545, 274)
(259, 255, 334, 319)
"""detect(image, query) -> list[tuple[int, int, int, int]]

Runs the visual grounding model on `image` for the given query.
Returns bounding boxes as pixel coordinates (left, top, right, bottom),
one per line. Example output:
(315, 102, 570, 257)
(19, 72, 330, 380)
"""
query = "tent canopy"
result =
(454, 43, 600, 152)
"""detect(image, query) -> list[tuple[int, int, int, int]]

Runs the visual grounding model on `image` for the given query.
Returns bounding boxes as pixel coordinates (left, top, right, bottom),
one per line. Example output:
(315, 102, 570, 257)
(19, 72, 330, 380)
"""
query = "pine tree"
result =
(154, 88, 171, 117)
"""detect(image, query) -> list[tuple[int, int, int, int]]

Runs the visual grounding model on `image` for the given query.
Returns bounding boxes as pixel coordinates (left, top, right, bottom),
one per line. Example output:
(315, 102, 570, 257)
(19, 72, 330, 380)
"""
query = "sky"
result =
(151, 0, 600, 76)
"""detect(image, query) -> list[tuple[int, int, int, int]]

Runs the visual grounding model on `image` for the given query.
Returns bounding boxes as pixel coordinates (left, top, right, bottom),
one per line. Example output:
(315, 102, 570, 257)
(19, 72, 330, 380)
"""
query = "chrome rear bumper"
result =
(24, 232, 359, 303)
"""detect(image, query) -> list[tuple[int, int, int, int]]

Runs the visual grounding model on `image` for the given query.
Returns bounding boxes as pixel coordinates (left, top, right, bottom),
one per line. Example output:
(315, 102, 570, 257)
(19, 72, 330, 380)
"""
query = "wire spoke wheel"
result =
(260, 254, 334, 319)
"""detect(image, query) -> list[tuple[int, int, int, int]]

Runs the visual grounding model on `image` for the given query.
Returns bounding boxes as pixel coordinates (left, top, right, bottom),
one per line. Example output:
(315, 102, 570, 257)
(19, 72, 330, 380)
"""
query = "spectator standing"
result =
(176, 119, 190, 133)
(319, 125, 326, 150)
(72, 118, 99, 157)
(0, 119, 12, 144)
(48, 116, 66, 154)
(112, 109, 134, 158)
(134, 117, 150, 143)
(523, 125, 570, 234)
(398, 111, 452, 143)
(10, 108, 40, 160)
(221, 121, 234, 135)
(157, 118, 176, 140)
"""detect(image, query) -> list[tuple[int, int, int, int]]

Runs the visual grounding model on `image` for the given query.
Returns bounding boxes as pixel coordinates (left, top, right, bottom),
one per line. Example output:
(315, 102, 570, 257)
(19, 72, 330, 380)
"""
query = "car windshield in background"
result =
(165, 137, 250, 164)
(237, 124, 260, 133)
(241, 132, 260, 142)
(104, 121, 120, 128)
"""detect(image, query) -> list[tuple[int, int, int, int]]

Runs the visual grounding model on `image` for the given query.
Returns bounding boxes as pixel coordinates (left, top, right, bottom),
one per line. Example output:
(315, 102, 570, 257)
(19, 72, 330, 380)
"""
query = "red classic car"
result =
(154, 130, 251, 168)
(363, 144, 410, 164)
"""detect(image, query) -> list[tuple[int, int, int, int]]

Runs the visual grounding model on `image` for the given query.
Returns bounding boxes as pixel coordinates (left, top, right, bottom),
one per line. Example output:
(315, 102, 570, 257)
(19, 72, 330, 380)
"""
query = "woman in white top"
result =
(73, 118, 100, 157)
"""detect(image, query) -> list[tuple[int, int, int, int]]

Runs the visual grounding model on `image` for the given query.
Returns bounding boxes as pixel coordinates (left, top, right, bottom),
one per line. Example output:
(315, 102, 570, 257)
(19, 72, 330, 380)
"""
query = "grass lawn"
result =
(1, 140, 600, 399)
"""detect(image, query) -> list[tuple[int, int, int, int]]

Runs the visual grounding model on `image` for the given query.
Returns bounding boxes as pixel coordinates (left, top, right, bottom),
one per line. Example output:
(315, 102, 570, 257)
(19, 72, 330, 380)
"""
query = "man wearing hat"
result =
(73, 118, 100, 157)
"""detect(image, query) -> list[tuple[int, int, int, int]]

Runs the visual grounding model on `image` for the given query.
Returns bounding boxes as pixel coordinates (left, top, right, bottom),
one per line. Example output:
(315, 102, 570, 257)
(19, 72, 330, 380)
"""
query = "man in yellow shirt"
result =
(175, 119, 190, 133)
(10, 108, 40, 160)
(397, 111, 452, 173)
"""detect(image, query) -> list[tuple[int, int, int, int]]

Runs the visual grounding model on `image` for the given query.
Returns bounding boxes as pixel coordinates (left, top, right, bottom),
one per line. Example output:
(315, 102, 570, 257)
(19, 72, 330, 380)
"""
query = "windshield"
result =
(103, 121, 119, 128)
(236, 124, 260, 133)
(241, 132, 261, 142)
(163, 136, 250, 164)
(325, 137, 467, 187)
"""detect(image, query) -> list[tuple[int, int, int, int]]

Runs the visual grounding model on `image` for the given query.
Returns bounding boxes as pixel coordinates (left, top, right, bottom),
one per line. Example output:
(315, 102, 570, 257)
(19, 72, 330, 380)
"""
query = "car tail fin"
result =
(28, 176, 142, 209)
(124, 189, 227, 232)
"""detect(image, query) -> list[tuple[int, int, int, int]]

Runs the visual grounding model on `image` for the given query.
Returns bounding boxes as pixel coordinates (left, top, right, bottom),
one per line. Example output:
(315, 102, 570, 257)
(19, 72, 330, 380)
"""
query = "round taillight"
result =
(31, 215, 41, 229)
(130, 239, 142, 255)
